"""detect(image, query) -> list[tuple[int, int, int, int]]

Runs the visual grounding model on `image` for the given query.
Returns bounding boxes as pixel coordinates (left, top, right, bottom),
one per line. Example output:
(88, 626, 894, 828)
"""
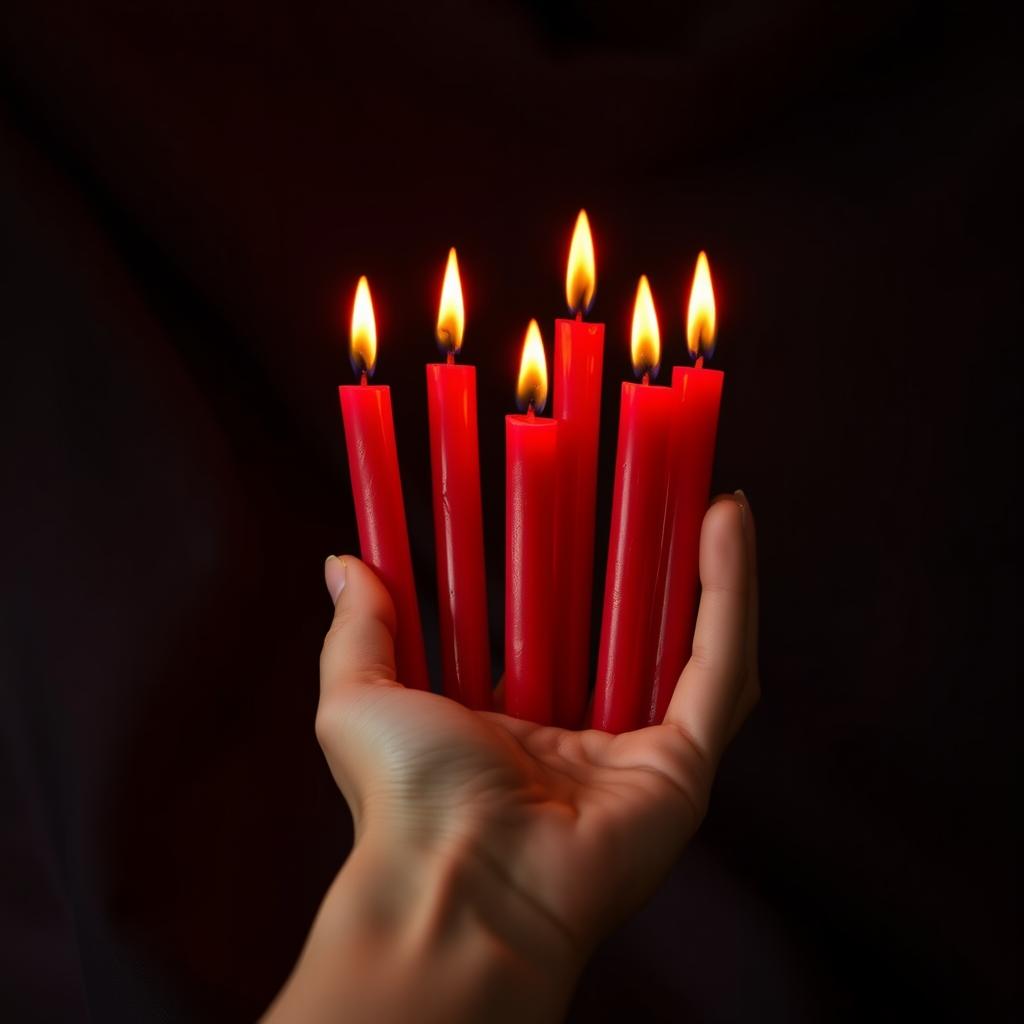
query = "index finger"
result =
(663, 496, 749, 763)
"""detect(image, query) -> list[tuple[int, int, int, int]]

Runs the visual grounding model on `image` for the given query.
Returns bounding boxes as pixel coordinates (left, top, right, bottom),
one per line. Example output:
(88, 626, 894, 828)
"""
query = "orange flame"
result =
(350, 275, 377, 376)
(436, 247, 465, 354)
(516, 319, 548, 413)
(686, 251, 716, 359)
(565, 209, 596, 315)
(630, 275, 660, 378)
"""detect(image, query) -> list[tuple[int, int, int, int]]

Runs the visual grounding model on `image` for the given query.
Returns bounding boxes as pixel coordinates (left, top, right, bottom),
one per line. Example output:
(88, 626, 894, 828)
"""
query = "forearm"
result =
(263, 827, 580, 1024)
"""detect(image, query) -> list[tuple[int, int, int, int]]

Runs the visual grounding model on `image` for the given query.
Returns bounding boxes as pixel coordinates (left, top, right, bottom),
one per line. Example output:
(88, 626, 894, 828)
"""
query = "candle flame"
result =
(436, 247, 465, 354)
(686, 251, 716, 359)
(565, 209, 596, 315)
(516, 319, 548, 413)
(350, 275, 377, 377)
(630, 275, 660, 379)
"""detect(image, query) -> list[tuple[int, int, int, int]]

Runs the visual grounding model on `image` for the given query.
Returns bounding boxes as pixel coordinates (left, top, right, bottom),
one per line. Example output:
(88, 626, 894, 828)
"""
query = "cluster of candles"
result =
(338, 211, 722, 734)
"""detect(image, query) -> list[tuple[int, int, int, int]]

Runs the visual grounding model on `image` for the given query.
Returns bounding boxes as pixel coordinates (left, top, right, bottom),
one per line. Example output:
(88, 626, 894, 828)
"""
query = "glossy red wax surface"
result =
(426, 363, 492, 710)
(553, 318, 605, 728)
(338, 383, 429, 690)
(505, 413, 559, 724)
(593, 381, 673, 733)
(647, 365, 724, 724)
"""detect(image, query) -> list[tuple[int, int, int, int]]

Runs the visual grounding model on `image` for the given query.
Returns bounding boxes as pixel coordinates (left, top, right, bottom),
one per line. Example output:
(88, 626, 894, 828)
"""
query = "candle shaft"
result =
(426, 363, 492, 709)
(505, 414, 559, 723)
(647, 366, 723, 724)
(339, 384, 429, 690)
(593, 382, 673, 733)
(553, 318, 604, 728)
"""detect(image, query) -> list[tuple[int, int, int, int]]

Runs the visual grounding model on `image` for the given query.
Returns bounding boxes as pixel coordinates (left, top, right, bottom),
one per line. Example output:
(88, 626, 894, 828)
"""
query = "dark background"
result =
(0, 1, 1019, 1020)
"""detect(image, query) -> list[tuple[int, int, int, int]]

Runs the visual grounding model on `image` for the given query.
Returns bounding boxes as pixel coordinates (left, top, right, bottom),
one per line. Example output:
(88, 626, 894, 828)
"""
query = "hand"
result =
(265, 493, 758, 1024)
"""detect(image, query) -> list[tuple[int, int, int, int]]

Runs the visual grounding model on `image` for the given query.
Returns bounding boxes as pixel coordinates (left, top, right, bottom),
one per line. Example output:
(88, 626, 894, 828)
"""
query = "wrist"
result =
(266, 821, 581, 1024)
(351, 821, 581, 1020)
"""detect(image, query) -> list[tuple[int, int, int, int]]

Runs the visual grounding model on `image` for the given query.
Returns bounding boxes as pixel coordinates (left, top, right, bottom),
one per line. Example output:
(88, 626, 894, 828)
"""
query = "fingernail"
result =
(734, 489, 749, 527)
(325, 555, 346, 603)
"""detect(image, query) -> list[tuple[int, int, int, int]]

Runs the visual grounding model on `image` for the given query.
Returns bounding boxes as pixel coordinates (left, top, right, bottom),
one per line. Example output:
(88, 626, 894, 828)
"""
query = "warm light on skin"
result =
(516, 319, 549, 413)
(686, 251, 717, 359)
(630, 275, 660, 379)
(436, 247, 465, 354)
(566, 209, 596, 315)
(350, 275, 377, 376)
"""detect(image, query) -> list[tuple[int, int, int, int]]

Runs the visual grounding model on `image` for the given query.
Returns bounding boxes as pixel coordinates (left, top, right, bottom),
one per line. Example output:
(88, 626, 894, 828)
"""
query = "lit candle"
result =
(592, 276, 674, 733)
(505, 320, 559, 724)
(647, 252, 724, 724)
(338, 276, 429, 690)
(426, 249, 492, 710)
(553, 210, 605, 728)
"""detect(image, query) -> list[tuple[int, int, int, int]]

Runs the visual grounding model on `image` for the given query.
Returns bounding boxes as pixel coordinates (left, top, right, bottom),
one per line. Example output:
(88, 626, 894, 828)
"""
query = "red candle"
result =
(593, 277, 673, 733)
(426, 249, 492, 710)
(553, 210, 604, 728)
(338, 276, 429, 691)
(648, 252, 724, 724)
(505, 320, 559, 724)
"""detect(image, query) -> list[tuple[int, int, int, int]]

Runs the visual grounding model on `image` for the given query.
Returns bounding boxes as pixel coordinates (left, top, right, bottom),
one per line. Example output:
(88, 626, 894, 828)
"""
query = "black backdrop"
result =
(0, 2, 1018, 1020)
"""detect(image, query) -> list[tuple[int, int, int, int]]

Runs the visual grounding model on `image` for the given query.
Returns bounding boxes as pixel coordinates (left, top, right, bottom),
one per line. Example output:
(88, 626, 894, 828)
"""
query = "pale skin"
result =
(264, 493, 758, 1023)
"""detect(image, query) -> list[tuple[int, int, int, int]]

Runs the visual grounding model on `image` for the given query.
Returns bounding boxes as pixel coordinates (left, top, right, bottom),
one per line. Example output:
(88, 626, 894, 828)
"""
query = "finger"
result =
(320, 555, 399, 696)
(664, 496, 748, 763)
(727, 490, 760, 740)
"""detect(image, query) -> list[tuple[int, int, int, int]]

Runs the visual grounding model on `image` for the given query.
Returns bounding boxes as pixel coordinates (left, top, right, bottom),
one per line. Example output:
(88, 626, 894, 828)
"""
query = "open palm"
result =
(316, 495, 758, 959)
